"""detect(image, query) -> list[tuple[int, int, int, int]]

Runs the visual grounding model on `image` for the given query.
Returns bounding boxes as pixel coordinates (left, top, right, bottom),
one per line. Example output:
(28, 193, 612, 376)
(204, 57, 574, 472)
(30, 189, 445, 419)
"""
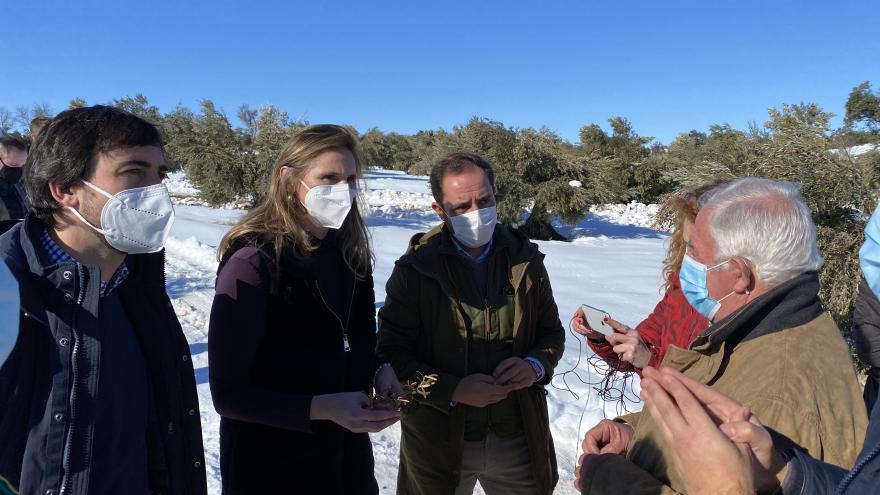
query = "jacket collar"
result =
(692, 271, 823, 350)
(394, 223, 540, 300)
(401, 223, 537, 271)
(0, 214, 165, 321)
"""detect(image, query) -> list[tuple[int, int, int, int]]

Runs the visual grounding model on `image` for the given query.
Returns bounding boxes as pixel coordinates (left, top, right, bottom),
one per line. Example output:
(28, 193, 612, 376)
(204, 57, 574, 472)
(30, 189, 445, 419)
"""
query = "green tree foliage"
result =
(113, 95, 185, 174)
(454, 118, 521, 216)
(112, 94, 162, 124)
(453, 118, 616, 240)
(845, 81, 880, 132)
(360, 129, 414, 171)
(161, 104, 198, 172)
(405, 129, 462, 176)
(68, 97, 88, 109)
(666, 125, 761, 182)
(177, 100, 249, 205)
(106, 98, 305, 205)
(237, 104, 259, 144)
(574, 117, 665, 203)
(510, 128, 616, 239)
(246, 105, 304, 201)
(577, 118, 653, 200)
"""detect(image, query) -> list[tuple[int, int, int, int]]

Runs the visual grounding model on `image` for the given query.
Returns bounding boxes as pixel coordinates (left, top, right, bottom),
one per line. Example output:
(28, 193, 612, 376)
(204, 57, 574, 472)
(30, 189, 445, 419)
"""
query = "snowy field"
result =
(164, 169, 667, 494)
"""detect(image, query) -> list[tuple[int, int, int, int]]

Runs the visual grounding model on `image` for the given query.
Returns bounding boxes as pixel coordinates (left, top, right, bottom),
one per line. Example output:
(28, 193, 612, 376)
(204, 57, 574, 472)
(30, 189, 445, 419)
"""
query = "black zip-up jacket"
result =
(0, 214, 207, 495)
(209, 234, 379, 494)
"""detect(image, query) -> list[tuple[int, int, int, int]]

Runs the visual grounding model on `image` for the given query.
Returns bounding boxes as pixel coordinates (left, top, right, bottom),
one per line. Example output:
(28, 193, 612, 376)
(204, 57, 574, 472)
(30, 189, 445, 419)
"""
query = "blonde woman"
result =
(209, 125, 401, 494)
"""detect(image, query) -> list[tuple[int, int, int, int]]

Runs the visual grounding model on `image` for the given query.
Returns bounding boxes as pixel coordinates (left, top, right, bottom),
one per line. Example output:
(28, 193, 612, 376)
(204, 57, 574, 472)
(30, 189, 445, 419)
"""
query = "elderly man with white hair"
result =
(577, 177, 869, 494)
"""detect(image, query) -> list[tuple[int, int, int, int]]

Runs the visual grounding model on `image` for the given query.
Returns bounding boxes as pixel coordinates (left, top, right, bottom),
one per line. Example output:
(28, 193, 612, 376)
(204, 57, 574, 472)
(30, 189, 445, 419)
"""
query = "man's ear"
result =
(730, 257, 756, 294)
(431, 202, 447, 223)
(48, 180, 80, 209)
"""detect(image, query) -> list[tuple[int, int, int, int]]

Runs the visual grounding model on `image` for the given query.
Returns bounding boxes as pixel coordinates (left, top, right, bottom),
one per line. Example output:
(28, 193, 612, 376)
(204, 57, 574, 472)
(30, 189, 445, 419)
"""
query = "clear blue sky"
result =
(2, 0, 878, 144)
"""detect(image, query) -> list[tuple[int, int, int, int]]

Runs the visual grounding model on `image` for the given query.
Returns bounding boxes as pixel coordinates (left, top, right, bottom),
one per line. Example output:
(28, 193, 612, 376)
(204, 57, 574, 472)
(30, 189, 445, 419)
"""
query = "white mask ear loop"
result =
(298, 180, 313, 207)
(81, 180, 117, 201)
(711, 258, 751, 303)
(716, 290, 737, 305)
(66, 180, 116, 235)
(66, 206, 110, 235)
(707, 259, 731, 271)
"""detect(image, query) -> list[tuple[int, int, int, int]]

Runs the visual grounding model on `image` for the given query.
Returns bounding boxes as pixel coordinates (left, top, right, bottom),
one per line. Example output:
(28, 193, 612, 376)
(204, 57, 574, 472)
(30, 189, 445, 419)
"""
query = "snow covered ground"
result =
(165, 170, 201, 197)
(164, 169, 667, 494)
(587, 202, 660, 230)
(831, 143, 879, 157)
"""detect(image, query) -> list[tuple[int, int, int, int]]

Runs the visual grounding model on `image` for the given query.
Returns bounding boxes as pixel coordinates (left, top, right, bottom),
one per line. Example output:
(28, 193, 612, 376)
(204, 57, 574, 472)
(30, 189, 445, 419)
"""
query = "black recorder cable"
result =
(551, 317, 642, 470)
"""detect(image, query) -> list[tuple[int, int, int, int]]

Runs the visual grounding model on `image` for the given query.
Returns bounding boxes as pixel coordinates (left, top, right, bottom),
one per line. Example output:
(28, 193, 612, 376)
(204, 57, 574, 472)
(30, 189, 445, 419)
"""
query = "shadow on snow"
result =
(553, 214, 665, 240)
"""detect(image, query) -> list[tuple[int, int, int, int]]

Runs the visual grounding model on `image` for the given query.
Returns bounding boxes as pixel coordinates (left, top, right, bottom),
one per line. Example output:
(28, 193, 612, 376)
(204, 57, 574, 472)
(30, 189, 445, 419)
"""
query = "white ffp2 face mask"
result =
(300, 181, 356, 230)
(448, 206, 498, 248)
(67, 180, 176, 254)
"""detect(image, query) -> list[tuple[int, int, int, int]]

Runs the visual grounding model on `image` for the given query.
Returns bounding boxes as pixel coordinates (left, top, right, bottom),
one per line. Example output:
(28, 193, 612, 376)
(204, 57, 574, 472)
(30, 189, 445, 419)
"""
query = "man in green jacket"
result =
(377, 152, 566, 495)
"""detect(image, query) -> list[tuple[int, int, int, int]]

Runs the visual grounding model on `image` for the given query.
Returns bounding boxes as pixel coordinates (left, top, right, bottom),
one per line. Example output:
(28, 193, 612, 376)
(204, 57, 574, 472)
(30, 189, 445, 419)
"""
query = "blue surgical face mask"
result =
(860, 208, 880, 299)
(680, 254, 736, 321)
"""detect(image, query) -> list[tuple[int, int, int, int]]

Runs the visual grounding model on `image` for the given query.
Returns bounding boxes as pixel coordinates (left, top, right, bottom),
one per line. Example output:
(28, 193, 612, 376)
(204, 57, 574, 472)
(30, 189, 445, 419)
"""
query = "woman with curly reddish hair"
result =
(572, 183, 722, 375)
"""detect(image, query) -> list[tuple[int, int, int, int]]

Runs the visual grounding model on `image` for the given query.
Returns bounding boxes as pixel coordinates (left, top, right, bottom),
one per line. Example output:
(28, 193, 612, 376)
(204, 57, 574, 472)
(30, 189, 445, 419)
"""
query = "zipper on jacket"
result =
(161, 250, 167, 289)
(484, 298, 493, 388)
(835, 442, 880, 494)
(315, 280, 357, 353)
(60, 263, 86, 495)
(484, 299, 494, 432)
(484, 299, 491, 335)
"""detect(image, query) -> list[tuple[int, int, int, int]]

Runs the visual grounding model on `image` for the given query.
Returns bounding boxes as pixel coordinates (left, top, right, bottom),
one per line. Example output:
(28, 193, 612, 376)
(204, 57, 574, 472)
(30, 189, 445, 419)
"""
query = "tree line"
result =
(2, 82, 880, 366)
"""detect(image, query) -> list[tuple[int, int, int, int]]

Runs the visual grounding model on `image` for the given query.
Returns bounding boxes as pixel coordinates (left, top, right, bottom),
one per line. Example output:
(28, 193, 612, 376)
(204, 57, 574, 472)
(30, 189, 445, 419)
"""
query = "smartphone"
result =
(581, 304, 613, 336)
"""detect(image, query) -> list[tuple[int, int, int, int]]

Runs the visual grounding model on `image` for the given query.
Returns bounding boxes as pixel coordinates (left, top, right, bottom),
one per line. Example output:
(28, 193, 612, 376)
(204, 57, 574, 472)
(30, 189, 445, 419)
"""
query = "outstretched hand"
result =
(311, 391, 401, 433)
(640, 367, 788, 494)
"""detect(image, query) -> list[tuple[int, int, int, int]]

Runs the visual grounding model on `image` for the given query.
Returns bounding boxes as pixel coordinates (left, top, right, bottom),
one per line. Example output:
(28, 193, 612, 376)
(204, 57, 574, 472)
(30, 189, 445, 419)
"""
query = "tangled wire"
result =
(551, 317, 643, 465)
(551, 317, 642, 415)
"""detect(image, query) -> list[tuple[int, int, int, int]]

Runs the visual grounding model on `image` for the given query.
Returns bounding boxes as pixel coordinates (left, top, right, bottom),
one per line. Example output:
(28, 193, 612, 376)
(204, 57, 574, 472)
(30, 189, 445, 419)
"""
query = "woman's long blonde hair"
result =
(218, 124, 373, 278)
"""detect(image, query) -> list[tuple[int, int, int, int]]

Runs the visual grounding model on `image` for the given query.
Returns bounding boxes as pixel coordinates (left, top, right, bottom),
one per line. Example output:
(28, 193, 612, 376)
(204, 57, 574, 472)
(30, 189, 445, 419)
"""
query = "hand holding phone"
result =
(580, 304, 613, 336)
